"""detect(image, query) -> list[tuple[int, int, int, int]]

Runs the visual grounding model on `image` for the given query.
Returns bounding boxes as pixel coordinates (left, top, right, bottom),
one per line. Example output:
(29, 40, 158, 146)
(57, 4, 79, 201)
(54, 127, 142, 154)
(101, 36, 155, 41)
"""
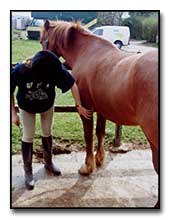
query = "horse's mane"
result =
(45, 20, 92, 49)
(43, 20, 113, 50)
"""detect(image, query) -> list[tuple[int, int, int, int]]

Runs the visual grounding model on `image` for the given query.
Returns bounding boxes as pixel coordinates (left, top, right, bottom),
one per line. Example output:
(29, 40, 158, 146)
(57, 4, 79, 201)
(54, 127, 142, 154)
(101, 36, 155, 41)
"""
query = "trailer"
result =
(27, 11, 97, 40)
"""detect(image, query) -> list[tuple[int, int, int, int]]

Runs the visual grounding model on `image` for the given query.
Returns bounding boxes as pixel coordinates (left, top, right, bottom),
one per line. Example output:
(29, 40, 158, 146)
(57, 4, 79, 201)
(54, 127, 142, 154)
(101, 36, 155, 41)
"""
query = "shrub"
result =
(121, 16, 144, 40)
(142, 16, 158, 43)
(122, 15, 158, 43)
(121, 17, 136, 39)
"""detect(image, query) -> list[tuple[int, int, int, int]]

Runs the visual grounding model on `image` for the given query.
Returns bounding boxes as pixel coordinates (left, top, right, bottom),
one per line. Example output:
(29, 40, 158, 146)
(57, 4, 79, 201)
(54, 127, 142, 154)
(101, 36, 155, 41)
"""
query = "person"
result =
(11, 50, 92, 190)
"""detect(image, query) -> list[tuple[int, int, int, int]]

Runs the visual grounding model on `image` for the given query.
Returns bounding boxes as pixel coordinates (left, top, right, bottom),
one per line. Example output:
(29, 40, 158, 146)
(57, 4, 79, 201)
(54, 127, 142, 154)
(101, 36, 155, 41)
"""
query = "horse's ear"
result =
(44, 20, 50, 31)
(66, 26, 76, 47)
(68, 26, 75, 38)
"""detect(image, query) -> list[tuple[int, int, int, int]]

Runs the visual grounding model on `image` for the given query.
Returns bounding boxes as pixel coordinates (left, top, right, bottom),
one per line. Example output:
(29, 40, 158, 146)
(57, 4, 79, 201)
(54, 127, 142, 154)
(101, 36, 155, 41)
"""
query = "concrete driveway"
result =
(122, 40, 158, 54)
(12, 148, 158, 208)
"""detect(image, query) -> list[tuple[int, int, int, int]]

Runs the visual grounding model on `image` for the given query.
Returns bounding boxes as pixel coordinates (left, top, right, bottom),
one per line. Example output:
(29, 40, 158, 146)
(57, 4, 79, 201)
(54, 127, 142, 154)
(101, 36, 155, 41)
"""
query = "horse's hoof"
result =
(79, 164, 93, 175)
(95, 152, 105, 167)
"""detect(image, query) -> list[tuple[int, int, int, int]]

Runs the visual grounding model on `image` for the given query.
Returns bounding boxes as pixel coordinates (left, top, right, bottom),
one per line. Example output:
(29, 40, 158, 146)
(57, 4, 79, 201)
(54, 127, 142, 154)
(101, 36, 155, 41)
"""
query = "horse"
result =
(40, 20, 159, 179)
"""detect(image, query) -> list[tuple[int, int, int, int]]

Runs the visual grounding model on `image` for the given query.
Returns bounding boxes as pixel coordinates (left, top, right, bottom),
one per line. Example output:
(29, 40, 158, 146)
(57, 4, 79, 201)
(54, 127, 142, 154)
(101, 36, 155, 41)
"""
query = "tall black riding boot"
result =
(42, 136, 61, 175)
(21, 141, 34, 190)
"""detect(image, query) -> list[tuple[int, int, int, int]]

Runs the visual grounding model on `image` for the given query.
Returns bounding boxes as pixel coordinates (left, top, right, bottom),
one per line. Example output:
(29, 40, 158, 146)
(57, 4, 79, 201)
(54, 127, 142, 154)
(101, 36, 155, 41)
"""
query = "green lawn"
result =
(12, 39, 41, 63)
(11, 38, 147, 154)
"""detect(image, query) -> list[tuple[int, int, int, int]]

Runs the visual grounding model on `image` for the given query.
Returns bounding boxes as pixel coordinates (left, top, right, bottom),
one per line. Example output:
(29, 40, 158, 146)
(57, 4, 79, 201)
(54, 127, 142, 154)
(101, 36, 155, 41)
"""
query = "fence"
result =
(15, 105, 122, 146)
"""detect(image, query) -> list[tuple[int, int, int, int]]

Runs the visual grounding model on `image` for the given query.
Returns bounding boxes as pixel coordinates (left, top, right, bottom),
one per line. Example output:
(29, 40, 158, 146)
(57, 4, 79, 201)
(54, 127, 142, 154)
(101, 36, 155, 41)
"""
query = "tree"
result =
(129, 11, 156, 17)
(122, 12, 159, 42)
(97, 12, 123, 26)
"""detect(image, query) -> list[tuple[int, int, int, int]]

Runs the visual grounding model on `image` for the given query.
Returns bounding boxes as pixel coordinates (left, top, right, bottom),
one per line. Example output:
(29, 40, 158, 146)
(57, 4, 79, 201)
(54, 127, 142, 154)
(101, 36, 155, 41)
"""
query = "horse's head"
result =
(40, 20, 92, 58)
(40, 20, 77, 57)
(40, 20, 116, 68)
(40, 20, 49, 51)
(40, 20, 60, 57)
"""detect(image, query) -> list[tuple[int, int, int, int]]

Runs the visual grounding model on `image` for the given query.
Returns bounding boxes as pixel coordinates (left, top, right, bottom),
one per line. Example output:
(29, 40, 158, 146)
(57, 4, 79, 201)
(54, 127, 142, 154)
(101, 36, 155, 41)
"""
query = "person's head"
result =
(23, 56, 33, 68)
(31, 50, 59, 82)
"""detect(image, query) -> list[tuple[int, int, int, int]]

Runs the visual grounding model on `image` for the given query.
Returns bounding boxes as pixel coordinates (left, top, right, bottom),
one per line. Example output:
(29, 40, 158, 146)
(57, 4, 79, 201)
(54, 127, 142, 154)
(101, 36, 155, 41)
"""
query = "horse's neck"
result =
(61, 38, 86, 68)
(62, 35, 128, 68)
(61, 51, 77, 69)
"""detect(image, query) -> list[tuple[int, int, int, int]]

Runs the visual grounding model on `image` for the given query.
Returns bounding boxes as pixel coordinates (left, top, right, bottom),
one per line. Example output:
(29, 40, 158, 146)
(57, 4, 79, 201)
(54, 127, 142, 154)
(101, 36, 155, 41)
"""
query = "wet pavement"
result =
(12, 148, 158, 208)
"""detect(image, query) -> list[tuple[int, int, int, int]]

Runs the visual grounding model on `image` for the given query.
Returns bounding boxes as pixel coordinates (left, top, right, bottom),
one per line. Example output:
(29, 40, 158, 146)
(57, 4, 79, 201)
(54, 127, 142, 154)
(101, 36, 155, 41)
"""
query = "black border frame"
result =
(10, 10, 161, 211)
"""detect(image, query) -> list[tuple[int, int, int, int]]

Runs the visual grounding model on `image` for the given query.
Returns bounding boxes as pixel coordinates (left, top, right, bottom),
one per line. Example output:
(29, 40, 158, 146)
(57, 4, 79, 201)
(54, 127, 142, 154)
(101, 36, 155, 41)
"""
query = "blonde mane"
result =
(42, 20, 95, 49)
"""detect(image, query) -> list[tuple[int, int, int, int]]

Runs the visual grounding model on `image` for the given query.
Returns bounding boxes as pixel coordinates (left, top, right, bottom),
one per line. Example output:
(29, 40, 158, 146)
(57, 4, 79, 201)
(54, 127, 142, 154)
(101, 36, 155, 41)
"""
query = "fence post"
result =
(113, 125, 122, 147)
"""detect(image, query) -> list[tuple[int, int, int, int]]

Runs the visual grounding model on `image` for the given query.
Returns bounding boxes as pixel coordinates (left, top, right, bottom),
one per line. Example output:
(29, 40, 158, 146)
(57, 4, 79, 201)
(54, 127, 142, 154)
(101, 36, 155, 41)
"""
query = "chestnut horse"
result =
(40, 20, 159, 178)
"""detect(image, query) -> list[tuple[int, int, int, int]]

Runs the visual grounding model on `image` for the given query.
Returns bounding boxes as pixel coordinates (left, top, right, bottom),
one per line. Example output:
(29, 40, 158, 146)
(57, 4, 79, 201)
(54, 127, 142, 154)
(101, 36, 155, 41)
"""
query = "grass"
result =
(12, 39, 41, 63)
(11, 38, 147, 154)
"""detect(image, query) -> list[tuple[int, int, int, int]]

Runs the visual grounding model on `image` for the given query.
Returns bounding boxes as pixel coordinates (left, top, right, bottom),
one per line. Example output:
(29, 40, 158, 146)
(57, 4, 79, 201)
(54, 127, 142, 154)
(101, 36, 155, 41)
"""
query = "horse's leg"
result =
(142, 125, 159, 208)
(113, 125, 122, 147)
(79, 116, 95, 175)
(149, 141, 159, 174)
(149, 140, 159, 208)
(141, 122, 158, 175)
(95, 113, 106, 167)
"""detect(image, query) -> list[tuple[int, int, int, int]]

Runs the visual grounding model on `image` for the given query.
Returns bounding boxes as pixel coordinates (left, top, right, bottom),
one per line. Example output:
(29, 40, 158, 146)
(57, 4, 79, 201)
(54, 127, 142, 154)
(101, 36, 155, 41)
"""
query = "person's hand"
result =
(77, 105, 93, 120)
(12, 113, 20, 126)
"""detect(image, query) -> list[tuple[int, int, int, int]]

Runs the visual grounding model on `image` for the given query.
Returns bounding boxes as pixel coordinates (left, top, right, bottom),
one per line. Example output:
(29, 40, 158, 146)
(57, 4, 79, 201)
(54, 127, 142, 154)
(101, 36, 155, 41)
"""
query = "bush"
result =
(142, 16, 158, 43)
(121, 17, 135, 38)
(121, 15, 158, 43)
(133, 16, 144, 40)
(121, 16, 144, 40)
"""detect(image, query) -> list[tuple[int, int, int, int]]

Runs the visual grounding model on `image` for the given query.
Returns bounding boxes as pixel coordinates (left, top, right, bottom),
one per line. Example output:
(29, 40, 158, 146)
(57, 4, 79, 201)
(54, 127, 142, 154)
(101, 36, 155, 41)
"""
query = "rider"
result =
(11, 50, 92, 190)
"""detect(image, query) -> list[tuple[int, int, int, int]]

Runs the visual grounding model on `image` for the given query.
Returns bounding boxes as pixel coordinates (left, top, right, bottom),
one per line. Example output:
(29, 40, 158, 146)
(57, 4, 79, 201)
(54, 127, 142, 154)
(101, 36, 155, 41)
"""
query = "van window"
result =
(93, 29, 103, 36)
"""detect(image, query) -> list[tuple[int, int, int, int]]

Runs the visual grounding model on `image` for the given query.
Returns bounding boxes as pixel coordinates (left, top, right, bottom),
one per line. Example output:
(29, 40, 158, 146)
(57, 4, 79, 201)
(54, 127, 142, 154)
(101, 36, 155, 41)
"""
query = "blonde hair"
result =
(23, 56, 33, 68)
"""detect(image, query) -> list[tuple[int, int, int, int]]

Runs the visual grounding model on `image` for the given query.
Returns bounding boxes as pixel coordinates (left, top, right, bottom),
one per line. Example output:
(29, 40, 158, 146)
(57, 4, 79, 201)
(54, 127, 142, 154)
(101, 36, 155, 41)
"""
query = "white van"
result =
(92, 26, 130, 49)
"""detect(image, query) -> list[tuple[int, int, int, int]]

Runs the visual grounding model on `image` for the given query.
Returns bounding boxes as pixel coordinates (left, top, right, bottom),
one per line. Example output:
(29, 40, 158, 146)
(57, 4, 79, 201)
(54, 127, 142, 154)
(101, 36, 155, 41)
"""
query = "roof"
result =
(31, 12, 96, 23)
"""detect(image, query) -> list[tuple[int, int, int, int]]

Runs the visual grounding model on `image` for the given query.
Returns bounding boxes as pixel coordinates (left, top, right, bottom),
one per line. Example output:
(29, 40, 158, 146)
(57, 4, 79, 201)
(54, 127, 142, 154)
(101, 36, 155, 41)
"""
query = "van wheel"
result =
(114, 41, 123, 49)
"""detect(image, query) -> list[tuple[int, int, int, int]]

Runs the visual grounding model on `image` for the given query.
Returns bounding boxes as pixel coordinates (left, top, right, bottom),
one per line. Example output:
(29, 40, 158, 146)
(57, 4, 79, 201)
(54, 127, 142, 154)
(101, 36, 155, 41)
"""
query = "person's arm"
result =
(12, 96, 20, 126)
(70, 83, 93, 120)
